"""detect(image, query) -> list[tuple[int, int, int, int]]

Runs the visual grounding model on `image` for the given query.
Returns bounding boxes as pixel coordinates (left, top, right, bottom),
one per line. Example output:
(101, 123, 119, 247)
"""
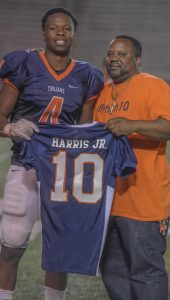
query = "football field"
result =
(0, 138, 170, 299)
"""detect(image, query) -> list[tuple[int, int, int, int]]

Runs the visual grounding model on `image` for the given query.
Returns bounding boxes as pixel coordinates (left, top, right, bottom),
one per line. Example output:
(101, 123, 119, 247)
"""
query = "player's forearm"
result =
(0, 113, 9, 137)
(134, 118, 170, 141)
(0, 83, 19, 136)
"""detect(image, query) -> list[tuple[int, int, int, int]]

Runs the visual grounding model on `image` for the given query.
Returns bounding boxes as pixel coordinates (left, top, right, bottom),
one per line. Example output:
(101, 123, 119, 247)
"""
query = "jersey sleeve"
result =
(0, 51, 29, 89)
(84, 64, 104, 102)
(112, 135, 137, 177)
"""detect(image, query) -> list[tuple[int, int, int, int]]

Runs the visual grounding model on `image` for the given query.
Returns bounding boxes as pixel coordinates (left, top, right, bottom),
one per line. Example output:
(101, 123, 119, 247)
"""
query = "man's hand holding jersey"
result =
(106, 117, 137, 136)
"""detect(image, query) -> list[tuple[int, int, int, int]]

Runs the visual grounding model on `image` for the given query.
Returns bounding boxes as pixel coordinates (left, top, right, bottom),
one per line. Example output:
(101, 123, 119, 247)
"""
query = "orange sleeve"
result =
(148, 79, 170, 121)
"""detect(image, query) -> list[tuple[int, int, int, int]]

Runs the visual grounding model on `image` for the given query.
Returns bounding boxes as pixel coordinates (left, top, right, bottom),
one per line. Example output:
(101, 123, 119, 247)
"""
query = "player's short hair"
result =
(41, 7, 78, 32)
(116, 35, 142, 58)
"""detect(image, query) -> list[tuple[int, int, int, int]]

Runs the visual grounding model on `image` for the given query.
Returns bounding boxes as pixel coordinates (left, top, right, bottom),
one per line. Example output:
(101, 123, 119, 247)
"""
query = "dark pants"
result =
(100, 216, 168, 300)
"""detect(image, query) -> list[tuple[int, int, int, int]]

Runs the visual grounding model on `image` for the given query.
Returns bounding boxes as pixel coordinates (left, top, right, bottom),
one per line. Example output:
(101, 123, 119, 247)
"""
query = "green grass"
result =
(14, 236, 44, 300)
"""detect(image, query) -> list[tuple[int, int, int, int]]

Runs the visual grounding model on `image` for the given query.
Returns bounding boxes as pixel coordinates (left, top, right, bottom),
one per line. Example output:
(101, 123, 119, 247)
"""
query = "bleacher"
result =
(0, 0, 170, 81)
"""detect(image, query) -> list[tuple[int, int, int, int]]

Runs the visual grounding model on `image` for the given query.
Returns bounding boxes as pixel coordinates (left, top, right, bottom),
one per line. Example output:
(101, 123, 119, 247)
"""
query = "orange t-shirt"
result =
(94, 73, 170, 221)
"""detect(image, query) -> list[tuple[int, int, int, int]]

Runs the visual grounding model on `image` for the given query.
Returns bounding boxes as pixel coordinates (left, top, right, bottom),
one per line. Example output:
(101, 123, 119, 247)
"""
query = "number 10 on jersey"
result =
(51, 151, 103, 204)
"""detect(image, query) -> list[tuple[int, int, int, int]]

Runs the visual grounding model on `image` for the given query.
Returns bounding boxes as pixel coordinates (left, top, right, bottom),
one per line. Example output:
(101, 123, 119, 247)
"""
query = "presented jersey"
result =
(20, 122, 136, 275)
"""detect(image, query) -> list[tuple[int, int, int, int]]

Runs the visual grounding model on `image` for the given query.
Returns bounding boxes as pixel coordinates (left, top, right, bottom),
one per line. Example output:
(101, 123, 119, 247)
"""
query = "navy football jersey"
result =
(0, 50, 103, 125)
(20, 122, 137, 275)
(0, 49, 103, 164)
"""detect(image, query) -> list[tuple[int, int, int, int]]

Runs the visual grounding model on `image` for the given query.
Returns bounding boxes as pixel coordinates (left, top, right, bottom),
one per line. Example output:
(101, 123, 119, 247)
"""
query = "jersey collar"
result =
(38, 51, 75, 81)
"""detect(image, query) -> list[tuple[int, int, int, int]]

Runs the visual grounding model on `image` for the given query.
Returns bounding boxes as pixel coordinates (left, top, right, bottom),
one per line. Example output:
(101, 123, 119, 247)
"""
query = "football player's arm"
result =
(106, 117, 170, 141)
(0, 83, 39, 139)
(78, 99, 96, 124)
(0, 83, 19, 137)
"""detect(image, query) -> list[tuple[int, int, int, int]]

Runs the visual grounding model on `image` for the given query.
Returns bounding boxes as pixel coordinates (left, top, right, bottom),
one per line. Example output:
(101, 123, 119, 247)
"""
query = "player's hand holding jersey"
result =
(4, 119, 40, 140)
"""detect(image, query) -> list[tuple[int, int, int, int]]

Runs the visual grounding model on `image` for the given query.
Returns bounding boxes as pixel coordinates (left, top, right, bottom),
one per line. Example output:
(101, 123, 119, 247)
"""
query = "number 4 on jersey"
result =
(39, 96, 63, 124)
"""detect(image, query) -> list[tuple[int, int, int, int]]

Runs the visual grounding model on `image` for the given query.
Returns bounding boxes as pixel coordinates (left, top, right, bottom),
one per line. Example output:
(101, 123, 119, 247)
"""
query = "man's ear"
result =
(73, 33, 77, 44)
(136, 57, 141, 67)
(42, 32, 46, 41)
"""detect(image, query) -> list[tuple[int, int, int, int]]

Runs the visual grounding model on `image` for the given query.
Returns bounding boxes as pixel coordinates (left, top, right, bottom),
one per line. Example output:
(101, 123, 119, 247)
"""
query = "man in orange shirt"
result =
(94, 35, 170, 300)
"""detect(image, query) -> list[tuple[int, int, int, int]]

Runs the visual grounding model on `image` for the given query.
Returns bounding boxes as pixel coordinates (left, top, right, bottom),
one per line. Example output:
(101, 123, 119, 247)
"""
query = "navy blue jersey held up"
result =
(20, 122, 137, 275)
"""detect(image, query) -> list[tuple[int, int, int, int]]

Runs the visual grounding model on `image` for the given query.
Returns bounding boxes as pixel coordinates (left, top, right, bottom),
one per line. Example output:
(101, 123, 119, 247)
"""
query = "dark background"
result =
(0, 0, 170, 82)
